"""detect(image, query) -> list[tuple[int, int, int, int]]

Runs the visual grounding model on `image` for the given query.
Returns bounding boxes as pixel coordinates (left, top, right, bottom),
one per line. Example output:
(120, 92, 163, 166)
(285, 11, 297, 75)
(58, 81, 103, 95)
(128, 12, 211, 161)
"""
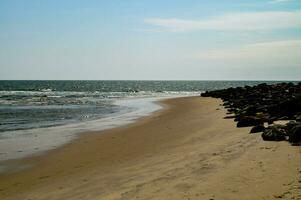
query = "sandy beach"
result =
(0, 96, 301, 200)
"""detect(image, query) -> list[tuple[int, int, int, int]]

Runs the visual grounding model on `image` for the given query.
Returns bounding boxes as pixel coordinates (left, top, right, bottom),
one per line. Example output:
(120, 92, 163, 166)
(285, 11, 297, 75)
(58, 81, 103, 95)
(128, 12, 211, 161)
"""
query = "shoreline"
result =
(0, 96, 173, 174)
(0, 96, 171, 163)
(1, 96, 301, 199)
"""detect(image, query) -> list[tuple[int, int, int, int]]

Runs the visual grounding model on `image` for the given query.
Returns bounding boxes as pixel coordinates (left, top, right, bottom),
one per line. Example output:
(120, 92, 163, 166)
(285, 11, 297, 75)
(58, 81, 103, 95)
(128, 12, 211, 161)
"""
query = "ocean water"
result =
(0, 80, 286, 162)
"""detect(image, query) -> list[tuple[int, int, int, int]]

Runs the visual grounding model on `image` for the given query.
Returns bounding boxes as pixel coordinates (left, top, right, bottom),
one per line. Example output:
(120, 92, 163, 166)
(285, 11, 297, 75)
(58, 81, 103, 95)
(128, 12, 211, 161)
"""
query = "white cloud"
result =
(195, 40, 301, 66)
(247, 40, 301, 48)
(145, 11, 301, 32)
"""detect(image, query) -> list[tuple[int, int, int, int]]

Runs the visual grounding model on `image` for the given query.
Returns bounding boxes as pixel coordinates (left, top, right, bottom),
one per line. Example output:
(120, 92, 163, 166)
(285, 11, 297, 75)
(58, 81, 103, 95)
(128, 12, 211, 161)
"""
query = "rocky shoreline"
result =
(201, 82, 301, 144)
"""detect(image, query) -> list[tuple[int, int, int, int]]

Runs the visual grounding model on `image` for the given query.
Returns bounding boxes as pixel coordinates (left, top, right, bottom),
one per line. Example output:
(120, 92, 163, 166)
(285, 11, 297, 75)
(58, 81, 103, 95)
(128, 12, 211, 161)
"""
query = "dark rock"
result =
(261, 126, 286, 141)
(268, 117, 276, 125)
(237, 116, 262, 127)
(288, 125, 301, 143)
(279, 116, 289, 120)
(224, 115, 236, 119)
(285, 121, 299, 132)
(200, 81, 301, 143)
(250, 125, 265, 133)
(296, 115, 301, 122)
(201, 91, 210, 97)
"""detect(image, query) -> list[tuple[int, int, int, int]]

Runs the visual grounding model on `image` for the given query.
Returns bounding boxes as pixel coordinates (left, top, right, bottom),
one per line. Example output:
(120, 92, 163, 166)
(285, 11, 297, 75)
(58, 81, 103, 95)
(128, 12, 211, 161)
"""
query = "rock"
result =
(285, 121, 299, 132)
(261, 126, 286, 141)
(200, 82, 301, 143)
(250, 125, 265, 133)
(288, 125, 301, 143)
(267, 117, 277, 125)
(243, 105, 257, 115)
(201, 91, 210, 97)
(296, 114, 301, 122)
(237, 116, 262, 127)
(224, 115, 236, 119)
(279, 116, 289, 120)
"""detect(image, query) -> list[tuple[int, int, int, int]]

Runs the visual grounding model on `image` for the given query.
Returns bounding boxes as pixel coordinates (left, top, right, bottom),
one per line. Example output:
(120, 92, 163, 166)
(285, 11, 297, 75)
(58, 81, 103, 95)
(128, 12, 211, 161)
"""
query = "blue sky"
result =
(0, 0, 301, 80)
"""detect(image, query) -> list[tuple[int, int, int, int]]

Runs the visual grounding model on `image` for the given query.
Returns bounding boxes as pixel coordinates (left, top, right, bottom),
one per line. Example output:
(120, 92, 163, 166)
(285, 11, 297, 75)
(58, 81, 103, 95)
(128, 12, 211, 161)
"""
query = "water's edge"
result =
(0, 96, 183, 167)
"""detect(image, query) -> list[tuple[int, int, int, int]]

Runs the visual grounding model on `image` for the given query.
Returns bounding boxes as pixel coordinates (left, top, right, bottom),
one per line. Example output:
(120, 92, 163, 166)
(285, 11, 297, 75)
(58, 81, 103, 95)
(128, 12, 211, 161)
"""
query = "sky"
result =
(0, 0, 301, 80)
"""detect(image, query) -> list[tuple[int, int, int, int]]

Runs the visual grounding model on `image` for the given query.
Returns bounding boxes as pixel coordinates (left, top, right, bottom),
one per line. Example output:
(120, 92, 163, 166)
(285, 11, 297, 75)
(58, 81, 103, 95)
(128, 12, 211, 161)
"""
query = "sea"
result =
(0, 80, 287, 162)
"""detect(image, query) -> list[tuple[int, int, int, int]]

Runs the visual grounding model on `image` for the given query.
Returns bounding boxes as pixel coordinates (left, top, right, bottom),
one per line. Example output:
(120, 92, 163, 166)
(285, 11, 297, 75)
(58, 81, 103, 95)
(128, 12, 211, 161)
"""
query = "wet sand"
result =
(0, 97, 301, 200)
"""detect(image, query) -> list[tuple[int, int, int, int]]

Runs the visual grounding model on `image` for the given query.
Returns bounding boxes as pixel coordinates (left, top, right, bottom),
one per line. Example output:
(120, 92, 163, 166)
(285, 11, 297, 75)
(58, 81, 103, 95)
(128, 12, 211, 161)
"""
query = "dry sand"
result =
(0, 97, 301, 200)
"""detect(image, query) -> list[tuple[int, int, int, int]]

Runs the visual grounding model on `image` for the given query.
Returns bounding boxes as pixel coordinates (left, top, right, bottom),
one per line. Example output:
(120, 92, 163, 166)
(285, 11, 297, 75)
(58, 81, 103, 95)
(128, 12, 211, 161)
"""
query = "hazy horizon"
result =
(1, 0, 301, 80)
(0, 79, 300, 81)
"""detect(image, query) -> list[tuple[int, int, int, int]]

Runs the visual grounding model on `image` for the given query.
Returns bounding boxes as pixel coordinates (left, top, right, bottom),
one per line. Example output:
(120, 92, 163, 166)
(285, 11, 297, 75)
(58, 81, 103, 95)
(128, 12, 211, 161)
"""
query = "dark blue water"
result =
(0, 80, 289, 133)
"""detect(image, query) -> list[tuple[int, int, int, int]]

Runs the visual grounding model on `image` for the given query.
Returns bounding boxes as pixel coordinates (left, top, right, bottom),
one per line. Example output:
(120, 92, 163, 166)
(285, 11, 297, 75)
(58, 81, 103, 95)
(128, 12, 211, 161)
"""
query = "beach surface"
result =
(0, 97, 301, 200)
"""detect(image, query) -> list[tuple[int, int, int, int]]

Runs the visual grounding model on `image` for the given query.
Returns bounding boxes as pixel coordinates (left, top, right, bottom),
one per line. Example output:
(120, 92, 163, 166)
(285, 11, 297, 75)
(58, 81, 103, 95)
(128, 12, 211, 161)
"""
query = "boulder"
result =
(296, 114, 301, 122)
(261, 126, 286, 141)
(200, 82, 301, 144)
(288, 125, 301, 144)
(285, 121, 299, 132)
(201, 91, 210, 97)
(250, 125, 265, 133)
(237, 116, 262, 127)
